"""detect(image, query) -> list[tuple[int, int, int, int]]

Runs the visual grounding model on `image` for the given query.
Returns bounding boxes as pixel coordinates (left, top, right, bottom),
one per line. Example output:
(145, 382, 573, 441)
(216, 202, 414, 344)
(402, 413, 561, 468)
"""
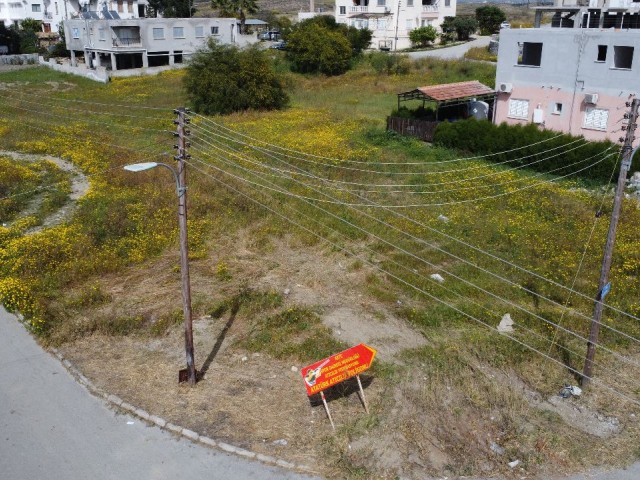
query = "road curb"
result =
(51, 347, 317, 476)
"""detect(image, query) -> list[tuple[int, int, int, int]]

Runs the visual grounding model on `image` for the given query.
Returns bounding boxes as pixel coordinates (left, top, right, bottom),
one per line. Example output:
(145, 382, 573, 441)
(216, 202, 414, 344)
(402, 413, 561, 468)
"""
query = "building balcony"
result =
(348, 5, 391, 16)
(421, 4, 439, 15)
(112, 37, 141, 47)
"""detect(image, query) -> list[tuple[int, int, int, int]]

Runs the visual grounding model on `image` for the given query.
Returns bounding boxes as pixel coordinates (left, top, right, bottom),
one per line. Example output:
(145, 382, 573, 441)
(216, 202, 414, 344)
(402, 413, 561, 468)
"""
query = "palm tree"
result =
(210, 0, 258, 34)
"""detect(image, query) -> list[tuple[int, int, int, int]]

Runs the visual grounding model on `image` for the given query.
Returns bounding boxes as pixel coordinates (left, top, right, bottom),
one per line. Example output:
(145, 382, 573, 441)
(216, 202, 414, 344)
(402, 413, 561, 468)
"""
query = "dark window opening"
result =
(518, 42, 543, 67)
(174, 51, 183, 64)
(613, 45, 634, 69)
(597, 45, 607, 62)
(115, 53, 143, 70)
(147, 51, 170, 67)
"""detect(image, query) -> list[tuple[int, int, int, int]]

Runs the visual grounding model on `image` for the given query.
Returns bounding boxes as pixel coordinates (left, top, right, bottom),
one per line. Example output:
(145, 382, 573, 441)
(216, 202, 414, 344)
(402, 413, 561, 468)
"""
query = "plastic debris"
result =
(430, 273, 445, 283)
(490, 442, 505, 455)
(508, 460, 520, 468)
(560, 384, 582, 398)
(497, 314, 514, 333)
(272, 439, 288, 446)
(438, 214, 450, 223)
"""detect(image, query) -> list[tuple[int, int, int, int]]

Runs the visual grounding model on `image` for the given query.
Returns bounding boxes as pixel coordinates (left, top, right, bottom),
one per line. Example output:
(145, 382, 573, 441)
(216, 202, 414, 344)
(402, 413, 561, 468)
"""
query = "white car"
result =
(500, 21, 511, 29)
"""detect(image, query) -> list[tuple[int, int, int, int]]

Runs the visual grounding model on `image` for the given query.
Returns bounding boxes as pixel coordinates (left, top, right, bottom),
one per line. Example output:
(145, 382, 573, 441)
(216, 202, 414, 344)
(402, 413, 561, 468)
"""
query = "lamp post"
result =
(123, 161, 197, 385)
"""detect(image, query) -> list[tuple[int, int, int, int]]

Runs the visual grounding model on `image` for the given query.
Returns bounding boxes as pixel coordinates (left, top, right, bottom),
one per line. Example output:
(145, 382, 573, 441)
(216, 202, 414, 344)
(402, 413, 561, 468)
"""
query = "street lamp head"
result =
(123, 162, 159, 172)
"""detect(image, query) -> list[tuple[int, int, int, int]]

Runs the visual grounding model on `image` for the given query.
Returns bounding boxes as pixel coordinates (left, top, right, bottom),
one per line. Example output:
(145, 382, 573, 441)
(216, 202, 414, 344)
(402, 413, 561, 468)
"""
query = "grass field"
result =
(1, 58, 639, 478)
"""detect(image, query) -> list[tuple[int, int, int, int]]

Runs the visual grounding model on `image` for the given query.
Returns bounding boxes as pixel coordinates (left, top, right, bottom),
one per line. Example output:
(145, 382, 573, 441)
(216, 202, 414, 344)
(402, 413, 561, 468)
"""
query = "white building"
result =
(1, 0, 144, 34)
(335, 0, 456, 51)
(64, 17, 256, 72)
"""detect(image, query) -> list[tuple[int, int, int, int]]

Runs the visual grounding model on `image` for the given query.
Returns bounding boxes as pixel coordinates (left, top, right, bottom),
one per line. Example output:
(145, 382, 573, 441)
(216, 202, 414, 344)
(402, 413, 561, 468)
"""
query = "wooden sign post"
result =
(300, 343, 377, 430)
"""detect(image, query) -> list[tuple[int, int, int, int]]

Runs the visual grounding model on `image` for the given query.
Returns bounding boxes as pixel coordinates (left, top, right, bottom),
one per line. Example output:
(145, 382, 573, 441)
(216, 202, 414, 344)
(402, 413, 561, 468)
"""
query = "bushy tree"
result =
(17, 18, 41, 53)
(288, 15, 371, 54)
(0, 23, 21, 54)
(368, 51, 411, 75)
(147, 0, 194, 18)
(285, 22, 353, 75)
(184, 40, 289, 115)
(408, 26, 437, 48)
(475, 6, 506, 35)
(210, 0, 257, 33)
(452, 17, 478, 41)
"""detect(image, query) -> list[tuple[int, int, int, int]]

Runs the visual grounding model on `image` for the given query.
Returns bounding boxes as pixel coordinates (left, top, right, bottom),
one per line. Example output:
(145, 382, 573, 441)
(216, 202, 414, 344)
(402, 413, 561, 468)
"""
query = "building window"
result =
(552, 103, 563, 115)
(31, 4, 41, 12)
(117, 0, 123, 13)
(406, 19, 412, 30)
(377, 0, 385, 6)
(99, 28, 105, 41)
(517, 42, 542, 67)
(445, 0, 450, 6)
(173, 27, 184, 38)
(195, 26, 204, 37)
(613, 46, 633, 69)
(583, 107, 609, 130)
(55, 1, 58, 14)
(210, 26, 219, 35)
(72, 27, 80, 39)
(339, 6, 346, 14)
(508, 99, 529, 119)
(153, 27, 164, 40)
(407, 0, 413, 6)
(597, 45, 607, 62)
(379, 19, 386, 30)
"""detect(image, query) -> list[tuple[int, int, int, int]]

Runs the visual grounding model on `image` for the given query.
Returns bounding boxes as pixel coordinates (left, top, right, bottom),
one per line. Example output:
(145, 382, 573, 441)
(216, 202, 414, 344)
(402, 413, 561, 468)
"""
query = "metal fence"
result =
(386, 117, 440, 142)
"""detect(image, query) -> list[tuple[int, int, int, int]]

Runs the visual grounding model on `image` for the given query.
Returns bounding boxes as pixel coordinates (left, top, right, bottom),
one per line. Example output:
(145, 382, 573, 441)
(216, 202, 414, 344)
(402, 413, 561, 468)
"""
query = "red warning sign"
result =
(300, 344, 377, 396)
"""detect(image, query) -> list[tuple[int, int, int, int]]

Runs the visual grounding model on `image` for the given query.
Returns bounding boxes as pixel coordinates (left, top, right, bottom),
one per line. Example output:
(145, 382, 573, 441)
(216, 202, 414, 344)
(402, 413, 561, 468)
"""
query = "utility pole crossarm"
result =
(582, 98, 639, 386)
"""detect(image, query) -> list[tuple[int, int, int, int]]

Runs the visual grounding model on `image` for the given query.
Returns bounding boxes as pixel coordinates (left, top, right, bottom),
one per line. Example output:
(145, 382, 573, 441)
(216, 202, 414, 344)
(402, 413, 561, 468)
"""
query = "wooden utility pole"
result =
(582, 98, 639, 386)
(175, 107, 197, 385)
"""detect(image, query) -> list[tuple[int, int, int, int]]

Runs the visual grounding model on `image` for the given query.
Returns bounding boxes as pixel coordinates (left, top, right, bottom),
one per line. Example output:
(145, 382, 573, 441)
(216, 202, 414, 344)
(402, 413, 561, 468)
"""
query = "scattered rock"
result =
(508, 459, 520, 468)
(430, 273, 445, 283)
(272, 438, 288, 446)
(290, 366, 298, 372)
(241, 356, 248, 362)
(490, 442, 505, 455)
(283, 288, 290, 295)
(497, 313, 514, 333)
(437, 214, 449, 223)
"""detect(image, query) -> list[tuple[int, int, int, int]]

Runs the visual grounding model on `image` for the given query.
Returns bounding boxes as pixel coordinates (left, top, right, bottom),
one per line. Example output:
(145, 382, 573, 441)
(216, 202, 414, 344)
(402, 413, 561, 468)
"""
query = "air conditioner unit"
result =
(584, 93, 599, 105)
(498, 82, 513, 93)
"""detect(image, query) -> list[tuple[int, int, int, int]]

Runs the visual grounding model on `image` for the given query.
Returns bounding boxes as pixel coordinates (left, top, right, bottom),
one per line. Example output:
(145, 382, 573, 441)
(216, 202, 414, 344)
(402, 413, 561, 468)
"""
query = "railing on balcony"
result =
(113, 37, 141, 47)
(421, 5, 439, 13)
(348, 5, 390, 14)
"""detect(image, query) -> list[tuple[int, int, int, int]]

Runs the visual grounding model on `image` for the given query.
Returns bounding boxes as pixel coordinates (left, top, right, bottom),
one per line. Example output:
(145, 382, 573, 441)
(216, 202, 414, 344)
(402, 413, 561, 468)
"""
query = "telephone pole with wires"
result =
(174, 107, 197, 385)
(582, 97, 639, 386)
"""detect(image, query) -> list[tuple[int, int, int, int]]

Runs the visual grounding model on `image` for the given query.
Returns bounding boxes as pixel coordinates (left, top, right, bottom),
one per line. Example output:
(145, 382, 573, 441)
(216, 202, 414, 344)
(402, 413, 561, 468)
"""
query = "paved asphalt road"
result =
(407, 36, 492, 60)
(0, 307, 318, 480)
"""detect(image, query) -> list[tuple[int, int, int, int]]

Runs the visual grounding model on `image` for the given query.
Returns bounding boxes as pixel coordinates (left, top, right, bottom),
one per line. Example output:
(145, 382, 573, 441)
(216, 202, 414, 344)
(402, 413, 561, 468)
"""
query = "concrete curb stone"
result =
(51, 347, 316, 474)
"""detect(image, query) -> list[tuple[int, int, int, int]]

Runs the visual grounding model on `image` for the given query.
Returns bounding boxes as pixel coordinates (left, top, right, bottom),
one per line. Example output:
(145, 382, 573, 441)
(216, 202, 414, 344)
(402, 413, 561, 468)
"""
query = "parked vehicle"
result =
(500, 22, 511, 29)
(269, 41, 286, 50)
(258, 31, 281, 41)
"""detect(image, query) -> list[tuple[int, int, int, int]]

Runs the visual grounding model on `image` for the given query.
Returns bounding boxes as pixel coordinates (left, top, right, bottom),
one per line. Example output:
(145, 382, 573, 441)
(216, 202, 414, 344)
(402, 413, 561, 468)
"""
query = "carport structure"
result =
(396, 80, 495, 120)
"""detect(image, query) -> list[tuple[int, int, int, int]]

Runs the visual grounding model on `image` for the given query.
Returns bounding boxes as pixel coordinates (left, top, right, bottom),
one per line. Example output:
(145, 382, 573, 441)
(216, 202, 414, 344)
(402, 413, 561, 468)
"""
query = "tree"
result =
(210, 0, 257, 34)
(285, 22, 352, 75)
(147, 0, 194, 18)
(408, 26, 437, 48)
(184, 40, 288, 115)
(288, 16, 371, 55)
(452, 17, 478, 41)
(0, 23, 21, 54)
(475, 6, 506, 35)
(17, 18, 41, 54)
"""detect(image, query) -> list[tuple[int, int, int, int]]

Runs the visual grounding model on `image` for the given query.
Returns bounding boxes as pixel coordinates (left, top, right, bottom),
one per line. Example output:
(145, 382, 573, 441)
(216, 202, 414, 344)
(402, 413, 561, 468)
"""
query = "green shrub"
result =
(368, 51, 411, 75)
(184, 40, 288, 114)
(433, 119, 618, 183)
(475, 5, 506, 35)
(409, 26, 437, 48)
(285, 23, 352, 75)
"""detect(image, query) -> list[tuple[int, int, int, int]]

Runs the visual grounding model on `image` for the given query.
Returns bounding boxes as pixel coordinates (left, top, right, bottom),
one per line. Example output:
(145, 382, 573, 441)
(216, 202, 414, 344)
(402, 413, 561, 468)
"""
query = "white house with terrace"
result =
(335, 0, 456, 51)
(1, 0, 145, 34)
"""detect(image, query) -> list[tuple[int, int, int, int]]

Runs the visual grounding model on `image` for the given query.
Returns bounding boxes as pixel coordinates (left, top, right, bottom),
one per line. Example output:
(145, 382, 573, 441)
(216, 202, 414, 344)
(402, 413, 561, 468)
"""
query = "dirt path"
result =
(1, 150, 89, 232)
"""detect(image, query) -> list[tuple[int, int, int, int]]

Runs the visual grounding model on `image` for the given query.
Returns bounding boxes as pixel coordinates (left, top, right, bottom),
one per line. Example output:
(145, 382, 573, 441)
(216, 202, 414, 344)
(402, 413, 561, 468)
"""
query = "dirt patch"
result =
(58, 231, 640, 479)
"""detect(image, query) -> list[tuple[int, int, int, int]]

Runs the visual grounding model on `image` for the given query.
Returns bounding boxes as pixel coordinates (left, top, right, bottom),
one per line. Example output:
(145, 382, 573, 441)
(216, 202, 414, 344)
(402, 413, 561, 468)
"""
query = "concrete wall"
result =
(38, 56, 110, 82)
(0, 54, 39, 65)
(494, 28, 640, 143)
